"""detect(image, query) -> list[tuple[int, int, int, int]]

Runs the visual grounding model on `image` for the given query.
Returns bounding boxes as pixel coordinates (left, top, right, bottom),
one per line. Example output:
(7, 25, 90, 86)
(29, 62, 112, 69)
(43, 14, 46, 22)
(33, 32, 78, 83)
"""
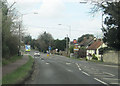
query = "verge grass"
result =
(2, 55, 22, 66)
(2, 56, 34, 84)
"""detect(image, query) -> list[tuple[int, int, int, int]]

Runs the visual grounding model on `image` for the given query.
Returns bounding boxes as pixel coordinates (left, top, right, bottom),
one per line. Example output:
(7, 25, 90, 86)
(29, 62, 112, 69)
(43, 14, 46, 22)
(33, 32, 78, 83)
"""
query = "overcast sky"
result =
(7, 0, 103, 40)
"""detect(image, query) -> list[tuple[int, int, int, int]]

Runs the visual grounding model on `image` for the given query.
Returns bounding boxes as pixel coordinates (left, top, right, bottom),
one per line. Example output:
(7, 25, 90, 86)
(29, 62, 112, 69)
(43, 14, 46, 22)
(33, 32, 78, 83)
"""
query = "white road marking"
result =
(110, 82, 119, 84)
(82, 71, 90, 76)
(76, 63, 80, 68)
(75, 63, 82, 71)
(67, 69, 73, 72)
(66, 62, 71, 65)
(103, 72, 115, 77)
(79, 68, 82, 71)
(94, 78, 108, 85)
(46, 63, 49, 64)
(103, 78, 120, 80)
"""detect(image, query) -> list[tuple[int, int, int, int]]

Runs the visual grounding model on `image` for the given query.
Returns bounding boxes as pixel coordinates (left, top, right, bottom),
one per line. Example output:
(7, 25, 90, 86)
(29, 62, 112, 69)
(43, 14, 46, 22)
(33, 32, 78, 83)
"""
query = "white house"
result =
(86, 39, 107, 60)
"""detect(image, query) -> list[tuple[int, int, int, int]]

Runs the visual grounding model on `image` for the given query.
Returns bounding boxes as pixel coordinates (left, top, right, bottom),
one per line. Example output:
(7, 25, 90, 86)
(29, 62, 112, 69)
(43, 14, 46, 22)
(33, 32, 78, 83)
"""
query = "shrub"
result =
(92, 54, 98, 60)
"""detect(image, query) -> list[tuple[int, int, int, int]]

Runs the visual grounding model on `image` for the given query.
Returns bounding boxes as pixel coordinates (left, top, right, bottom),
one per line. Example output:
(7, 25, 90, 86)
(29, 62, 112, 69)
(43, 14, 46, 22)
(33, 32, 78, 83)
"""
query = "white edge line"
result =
(82, 71, 90, 76)
(94, 78, 108, 85)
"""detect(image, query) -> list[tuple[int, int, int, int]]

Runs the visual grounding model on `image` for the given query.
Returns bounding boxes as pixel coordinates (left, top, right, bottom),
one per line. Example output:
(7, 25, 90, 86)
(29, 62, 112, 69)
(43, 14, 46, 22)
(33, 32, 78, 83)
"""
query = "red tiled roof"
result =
(87, 40, 103, 50)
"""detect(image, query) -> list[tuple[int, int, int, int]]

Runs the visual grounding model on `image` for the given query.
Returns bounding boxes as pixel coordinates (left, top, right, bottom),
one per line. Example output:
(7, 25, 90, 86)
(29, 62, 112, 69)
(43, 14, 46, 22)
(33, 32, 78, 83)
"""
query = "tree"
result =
(2, 0, 20, 58)
(90, 1, 120, 50)
(53, 39, 66, 51)
(24, 35, 32, 45)
(101, 1, 120, 50)
(78, 34, 94, 43)
(37, 32, 54, 51)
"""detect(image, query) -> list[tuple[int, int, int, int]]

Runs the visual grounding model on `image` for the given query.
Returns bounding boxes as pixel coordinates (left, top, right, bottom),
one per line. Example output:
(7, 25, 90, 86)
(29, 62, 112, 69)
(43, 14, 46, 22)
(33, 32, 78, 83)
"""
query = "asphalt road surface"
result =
(25, 50, 119, 85)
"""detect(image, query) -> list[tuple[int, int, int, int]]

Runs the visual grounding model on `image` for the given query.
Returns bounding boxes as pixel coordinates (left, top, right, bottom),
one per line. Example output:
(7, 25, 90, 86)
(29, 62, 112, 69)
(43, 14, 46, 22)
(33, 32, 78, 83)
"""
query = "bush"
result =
(92, 54, 98, 60)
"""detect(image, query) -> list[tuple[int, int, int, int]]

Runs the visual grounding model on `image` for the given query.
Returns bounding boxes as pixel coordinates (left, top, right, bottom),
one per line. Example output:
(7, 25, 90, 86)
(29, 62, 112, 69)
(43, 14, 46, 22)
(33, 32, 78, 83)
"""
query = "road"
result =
(25, 50, 119, 85)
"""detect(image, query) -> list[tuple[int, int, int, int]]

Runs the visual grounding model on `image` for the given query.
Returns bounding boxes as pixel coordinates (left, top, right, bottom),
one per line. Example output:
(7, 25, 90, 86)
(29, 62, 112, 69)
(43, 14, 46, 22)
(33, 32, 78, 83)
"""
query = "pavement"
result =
(2, 55, 29, 76)
(25, 50, 120, 85)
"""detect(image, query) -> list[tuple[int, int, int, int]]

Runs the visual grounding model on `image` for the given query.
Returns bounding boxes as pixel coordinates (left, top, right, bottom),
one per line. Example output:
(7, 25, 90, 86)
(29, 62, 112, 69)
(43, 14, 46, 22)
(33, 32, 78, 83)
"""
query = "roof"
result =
(87, 40, 103, 50)
(79, 37, 94, 47)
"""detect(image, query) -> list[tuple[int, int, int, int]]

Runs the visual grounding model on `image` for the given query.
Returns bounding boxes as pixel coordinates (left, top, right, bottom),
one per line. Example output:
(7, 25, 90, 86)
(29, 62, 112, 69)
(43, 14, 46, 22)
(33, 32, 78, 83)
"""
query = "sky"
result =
(7, 0, 103, 41)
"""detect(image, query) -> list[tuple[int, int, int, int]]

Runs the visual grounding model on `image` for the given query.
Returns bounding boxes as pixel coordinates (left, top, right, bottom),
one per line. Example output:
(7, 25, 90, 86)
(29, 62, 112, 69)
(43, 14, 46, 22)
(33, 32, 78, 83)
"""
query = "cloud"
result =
(33, 0, 65, 18)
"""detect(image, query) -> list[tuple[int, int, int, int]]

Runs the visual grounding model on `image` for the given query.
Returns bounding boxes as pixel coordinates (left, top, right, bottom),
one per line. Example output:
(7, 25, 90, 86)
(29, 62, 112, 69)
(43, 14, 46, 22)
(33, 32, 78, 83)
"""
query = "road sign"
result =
(73, 39, 77, 44)
(48, 46, 51, 50)
(74, 44, 79, 52)
(25, 45, 31, 52)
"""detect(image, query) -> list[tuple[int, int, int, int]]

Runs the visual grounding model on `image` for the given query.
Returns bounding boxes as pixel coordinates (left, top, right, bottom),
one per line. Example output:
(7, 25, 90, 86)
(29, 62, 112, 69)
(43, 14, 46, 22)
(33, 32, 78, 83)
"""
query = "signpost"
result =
(25, 45, 31, 52)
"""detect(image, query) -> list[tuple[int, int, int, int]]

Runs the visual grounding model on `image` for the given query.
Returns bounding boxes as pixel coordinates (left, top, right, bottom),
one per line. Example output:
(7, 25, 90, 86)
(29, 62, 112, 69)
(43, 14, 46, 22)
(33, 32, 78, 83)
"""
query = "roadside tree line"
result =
(2, 0, 24, 58)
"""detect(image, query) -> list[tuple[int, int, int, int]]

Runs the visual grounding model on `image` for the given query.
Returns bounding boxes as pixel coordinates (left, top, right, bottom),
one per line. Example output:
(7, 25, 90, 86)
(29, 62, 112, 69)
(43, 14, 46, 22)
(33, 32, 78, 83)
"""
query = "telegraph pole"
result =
(18, 24, 21, 56)
(66, 34, 68, 56)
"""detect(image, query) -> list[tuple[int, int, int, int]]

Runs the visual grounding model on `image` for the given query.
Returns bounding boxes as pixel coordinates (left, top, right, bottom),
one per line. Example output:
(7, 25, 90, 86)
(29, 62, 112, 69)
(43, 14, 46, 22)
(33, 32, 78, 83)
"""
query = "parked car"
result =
(34, 51, 40, 57)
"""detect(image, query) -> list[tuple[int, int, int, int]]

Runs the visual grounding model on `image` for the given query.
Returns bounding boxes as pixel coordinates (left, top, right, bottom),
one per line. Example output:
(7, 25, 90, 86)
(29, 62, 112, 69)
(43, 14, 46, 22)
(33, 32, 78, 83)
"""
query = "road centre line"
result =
(82, 71, 90, 76)
(94, 78, 108, 85)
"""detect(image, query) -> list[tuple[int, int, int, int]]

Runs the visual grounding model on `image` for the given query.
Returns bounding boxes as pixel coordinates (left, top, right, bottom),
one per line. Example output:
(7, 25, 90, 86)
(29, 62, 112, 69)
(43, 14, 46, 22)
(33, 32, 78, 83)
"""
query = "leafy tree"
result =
(101, 1, 120, 50)
(78, 34, 94, 43)
(2, 0, 19, 58)
(24, 35, 32, 45)
(91, 1, 120, 50)
(37, 32, 54, 51)
(69, 45, 74, 53)
(53, 39, 66, 51)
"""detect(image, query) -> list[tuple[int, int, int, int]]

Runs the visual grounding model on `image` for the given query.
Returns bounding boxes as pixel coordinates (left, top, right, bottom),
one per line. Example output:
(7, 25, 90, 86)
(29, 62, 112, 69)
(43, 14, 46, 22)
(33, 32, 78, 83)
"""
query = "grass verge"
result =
(2, 55, 23, 66)
(2, 56, 34, 84)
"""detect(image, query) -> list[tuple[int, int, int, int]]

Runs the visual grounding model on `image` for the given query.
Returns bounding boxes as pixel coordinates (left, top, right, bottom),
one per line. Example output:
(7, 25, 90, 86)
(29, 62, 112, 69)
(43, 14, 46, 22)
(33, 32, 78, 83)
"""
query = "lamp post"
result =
(17, 11, 38, 56)
(58, 24, 71, 56)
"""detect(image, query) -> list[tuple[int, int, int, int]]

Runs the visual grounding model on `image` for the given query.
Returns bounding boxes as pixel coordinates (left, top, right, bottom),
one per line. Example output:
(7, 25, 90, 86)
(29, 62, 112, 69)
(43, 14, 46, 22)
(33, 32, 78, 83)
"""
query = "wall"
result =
(103, 50, 120, 64)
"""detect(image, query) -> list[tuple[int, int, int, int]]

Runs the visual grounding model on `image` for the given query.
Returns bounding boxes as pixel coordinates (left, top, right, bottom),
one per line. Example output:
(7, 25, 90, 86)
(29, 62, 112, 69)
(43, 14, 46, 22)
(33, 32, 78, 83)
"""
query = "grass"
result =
(2, 56, 34, 84)
(70, 57, 86, 61)
(2, 55, 23, 66)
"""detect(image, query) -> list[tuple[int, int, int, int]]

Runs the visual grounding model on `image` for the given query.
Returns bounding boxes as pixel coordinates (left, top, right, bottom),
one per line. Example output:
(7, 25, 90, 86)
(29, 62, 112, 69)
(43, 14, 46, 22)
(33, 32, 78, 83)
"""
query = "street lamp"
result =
(58, 24, 71, 56)
(17, 11, 38, 56)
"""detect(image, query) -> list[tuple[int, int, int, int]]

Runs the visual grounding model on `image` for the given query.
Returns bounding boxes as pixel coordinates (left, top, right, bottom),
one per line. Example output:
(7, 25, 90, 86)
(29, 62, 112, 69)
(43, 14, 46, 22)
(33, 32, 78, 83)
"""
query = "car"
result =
(34, 51, 40, 57)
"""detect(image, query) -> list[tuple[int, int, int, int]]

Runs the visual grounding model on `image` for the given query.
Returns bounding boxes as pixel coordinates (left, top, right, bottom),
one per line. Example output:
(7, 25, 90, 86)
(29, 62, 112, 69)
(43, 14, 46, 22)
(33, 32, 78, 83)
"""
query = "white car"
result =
(34, 51, 40, 57)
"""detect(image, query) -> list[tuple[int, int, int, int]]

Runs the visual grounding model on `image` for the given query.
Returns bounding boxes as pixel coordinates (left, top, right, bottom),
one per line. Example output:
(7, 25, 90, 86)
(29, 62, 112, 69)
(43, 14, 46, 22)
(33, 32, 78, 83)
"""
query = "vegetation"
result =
(23, 35, 37, 49)
(2, 55, 22, 66)
(101, 1, 120, 50)
(2, 56, 34, 84)
(53, 39, 66, 51)
(2, 0, 22, 58)
(78, 34, 94, 43)
(92, 54, 98, 60)
(91, 1, 120, 50)
(37, 31, 54, 52)
(69, 45, 74, 53)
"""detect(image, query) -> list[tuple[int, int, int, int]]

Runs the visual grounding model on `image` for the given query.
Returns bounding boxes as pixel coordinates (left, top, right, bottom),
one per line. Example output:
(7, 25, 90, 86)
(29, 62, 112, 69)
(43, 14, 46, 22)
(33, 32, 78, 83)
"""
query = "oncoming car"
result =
(34, 51, 40, 57)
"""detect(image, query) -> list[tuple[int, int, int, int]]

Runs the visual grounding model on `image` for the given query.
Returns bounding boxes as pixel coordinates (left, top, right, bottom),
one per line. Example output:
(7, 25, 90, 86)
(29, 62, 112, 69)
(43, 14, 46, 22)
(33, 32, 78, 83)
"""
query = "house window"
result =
(94, 50, 96, 54)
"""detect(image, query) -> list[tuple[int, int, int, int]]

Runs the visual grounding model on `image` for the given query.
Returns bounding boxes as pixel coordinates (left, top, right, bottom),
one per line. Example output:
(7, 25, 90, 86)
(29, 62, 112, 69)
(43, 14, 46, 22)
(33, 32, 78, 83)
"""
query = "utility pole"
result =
(18, 24, 21, 56)
(66, 34, 68, 56)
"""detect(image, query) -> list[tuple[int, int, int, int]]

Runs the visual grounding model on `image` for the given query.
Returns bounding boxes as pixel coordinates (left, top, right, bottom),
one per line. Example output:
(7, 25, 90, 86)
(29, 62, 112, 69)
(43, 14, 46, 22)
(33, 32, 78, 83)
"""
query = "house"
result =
(86, 39, 107, 60)
(79, 37, 94, 48)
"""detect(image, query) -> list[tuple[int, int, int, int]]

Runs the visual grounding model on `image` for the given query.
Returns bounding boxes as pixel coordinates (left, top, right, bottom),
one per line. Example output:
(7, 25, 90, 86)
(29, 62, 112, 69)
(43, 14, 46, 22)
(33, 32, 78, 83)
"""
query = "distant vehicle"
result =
(34, 51, 40, 57)
(25, 45, 31, 52)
